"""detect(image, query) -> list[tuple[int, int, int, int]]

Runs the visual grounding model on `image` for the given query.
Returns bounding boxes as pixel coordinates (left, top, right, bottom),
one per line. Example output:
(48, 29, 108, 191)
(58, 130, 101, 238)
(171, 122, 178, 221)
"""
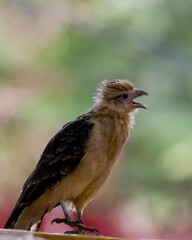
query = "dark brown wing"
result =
(4, 112, 94, 228)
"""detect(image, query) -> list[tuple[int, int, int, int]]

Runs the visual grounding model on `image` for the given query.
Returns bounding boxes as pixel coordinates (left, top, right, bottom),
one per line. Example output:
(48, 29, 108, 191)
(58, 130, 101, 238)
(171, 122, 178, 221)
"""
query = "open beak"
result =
(129, 89, 148, 109)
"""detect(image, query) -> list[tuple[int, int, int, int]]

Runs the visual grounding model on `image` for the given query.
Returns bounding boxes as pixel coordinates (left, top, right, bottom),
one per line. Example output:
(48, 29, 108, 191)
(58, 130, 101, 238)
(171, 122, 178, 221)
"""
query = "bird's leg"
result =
(52, 203, 85, 234)
(51, 201, 74, 226)
(65, 209, 100, 235)
(52, 203, 100, 235)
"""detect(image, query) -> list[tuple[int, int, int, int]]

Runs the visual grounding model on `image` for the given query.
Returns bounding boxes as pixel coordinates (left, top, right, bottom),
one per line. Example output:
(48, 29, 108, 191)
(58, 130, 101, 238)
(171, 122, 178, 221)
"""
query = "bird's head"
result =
(94, 79, 148, 114)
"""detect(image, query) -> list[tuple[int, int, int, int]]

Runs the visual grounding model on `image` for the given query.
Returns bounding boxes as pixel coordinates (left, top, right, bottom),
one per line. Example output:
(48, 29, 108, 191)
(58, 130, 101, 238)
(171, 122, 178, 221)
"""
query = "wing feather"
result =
(4, 113, 94, 228)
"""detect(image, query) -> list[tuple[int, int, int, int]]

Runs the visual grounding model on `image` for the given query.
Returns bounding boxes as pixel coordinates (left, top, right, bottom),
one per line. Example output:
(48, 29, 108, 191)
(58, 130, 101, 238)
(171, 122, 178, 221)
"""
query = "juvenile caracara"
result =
(4, 79, 148, 235)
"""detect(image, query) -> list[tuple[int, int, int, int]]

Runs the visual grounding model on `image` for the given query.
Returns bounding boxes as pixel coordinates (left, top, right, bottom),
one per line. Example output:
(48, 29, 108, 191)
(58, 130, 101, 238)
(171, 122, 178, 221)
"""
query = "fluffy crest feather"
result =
(94, 79, 134, 102)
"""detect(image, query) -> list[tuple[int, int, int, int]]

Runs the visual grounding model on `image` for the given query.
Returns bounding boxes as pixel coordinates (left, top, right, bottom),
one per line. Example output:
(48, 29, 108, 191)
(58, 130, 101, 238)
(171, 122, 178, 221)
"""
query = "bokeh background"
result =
(0, 0, 192, 239)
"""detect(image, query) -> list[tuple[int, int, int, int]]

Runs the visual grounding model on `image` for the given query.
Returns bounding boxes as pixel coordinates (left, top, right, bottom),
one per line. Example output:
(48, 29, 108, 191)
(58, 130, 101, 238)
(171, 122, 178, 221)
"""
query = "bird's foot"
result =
(52, 218, 100, 235)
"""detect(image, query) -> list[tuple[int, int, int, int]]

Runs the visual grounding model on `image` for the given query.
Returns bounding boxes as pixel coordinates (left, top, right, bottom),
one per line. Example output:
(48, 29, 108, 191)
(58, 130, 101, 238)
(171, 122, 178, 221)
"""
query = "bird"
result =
(4, 79, 148, 235)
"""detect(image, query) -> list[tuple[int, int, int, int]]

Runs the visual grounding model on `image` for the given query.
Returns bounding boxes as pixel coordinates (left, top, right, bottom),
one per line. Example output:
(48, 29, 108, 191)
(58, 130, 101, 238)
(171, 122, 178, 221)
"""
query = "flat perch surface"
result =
(0, 229, 127, 240)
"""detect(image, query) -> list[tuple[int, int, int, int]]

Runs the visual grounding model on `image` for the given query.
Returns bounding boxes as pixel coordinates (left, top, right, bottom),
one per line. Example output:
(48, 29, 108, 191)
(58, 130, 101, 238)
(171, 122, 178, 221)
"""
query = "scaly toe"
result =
(51, 218, 66, 224)
(51, 217, 74, 226)
(77, 223, 100, 235)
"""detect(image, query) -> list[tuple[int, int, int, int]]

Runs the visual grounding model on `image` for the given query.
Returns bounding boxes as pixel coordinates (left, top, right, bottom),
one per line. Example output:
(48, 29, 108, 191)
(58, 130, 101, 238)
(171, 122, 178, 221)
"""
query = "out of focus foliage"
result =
(0, 0, 192, 238)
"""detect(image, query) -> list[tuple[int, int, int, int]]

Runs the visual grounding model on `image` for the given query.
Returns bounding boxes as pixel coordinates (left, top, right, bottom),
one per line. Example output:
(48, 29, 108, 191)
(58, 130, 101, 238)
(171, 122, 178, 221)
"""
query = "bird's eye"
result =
(118, 93, 129, 99)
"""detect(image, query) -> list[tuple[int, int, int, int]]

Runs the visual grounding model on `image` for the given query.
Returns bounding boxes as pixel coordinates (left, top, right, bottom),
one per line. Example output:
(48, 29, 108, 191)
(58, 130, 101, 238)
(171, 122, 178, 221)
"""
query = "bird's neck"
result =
(92, 104, 135, 130)
(91, 105, 135, 160)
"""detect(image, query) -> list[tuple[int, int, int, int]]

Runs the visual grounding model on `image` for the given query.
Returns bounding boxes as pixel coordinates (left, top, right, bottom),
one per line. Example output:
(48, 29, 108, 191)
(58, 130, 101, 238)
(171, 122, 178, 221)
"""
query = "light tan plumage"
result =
(4, 79, 148, 234)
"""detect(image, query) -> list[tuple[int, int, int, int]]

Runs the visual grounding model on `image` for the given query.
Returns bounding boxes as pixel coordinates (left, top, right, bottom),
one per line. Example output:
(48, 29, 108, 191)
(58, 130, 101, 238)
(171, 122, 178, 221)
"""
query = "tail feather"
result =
(4, 203, 46, 231)
(4, 205, 25, 229)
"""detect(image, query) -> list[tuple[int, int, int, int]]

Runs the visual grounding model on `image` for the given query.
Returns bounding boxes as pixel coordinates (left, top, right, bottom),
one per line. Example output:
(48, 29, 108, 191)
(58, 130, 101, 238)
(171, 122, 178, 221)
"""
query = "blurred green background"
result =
(0, 0, 192, 239)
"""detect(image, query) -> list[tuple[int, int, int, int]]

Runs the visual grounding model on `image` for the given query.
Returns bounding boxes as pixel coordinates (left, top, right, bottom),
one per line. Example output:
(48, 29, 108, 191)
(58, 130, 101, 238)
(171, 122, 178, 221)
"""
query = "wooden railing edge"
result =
(0, 229, 128, 240)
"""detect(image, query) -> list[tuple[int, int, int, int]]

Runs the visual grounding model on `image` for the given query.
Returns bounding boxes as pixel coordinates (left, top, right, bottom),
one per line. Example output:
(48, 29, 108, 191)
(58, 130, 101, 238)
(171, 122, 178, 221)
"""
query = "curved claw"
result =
(51, 218, 82, 228)
(77, 223, 100, 234)
(51, 218, 68, 225)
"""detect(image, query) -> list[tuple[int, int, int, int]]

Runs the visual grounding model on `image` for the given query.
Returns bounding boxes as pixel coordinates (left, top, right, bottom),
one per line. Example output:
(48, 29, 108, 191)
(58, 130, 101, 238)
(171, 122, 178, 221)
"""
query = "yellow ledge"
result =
(0, 229, 128, 240)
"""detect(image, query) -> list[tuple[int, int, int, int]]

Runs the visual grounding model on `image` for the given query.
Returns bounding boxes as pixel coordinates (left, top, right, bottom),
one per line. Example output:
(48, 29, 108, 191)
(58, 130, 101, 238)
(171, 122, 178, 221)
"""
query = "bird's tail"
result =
(4, 205, 25, 229)
(4, 204, 46, 231)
